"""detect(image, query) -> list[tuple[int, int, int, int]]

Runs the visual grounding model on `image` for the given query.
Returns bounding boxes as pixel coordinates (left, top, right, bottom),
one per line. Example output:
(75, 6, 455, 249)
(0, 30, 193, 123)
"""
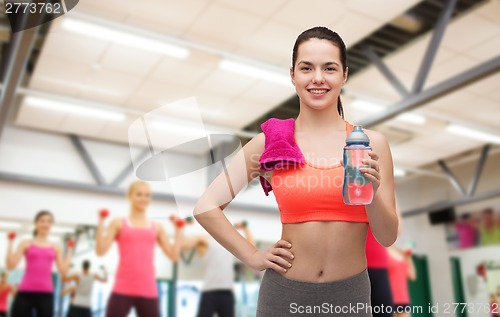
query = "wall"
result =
(397, 149, 500, 317)
(0, 126, 282, 279)
(2, 125, 500, 317)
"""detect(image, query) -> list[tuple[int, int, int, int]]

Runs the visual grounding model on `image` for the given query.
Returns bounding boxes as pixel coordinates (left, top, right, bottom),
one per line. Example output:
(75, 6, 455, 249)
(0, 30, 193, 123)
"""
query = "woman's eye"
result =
(326, 67, 336, 72)
(301, 67, 311, 71)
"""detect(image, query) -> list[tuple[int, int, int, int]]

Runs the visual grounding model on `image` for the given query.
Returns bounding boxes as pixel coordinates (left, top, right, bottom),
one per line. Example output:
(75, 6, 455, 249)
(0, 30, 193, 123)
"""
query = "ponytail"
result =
(337, 96, 344, 119)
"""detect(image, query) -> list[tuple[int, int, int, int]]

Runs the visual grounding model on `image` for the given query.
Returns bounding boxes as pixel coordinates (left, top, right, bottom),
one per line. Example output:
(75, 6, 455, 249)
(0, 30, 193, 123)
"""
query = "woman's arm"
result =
(61, 273, 79, 283)
(364, 130, 398, 247)
(405, 250, 417, 281)
(54, 244, 72, 276)
(95, 217, 121, 256)
(10, 284, 17, 296)
(93, 273, 108, 283)
(61, 286, 75, 296)
(93, 266, 108, 283)
(156, 222, 183, 262)
(6, 239, 28, 270)
(239, 225, 256, 247)
(182, 235, 210, 256)
(194, 133, 294, 273)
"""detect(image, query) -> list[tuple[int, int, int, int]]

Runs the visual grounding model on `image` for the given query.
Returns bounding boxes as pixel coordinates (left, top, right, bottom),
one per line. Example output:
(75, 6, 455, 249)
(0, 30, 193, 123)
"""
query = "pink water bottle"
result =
(342, 125, 373, 205)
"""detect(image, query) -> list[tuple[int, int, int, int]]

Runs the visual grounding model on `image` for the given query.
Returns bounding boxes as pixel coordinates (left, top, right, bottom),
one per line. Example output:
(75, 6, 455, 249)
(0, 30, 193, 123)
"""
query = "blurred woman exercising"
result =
(96, 180, 183, 317)
(6, 210, 73, 317)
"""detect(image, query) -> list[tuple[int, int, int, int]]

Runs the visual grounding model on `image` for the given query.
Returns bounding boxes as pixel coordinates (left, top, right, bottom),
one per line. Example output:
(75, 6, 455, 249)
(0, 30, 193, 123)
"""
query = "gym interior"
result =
(0, 0, 499, 317)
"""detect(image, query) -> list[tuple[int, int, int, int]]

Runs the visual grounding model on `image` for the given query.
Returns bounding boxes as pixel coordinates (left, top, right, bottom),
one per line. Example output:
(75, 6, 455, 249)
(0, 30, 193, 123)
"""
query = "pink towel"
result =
(258, 118, 304, 196)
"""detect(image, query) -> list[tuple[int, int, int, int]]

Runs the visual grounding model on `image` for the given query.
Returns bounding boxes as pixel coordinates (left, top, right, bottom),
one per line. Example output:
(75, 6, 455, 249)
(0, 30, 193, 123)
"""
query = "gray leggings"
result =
(257, 269, 372, 317)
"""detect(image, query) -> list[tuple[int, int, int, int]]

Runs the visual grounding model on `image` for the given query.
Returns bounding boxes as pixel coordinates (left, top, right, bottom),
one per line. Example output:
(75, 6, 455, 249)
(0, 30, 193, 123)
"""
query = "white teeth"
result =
(310, 89, 328, 94)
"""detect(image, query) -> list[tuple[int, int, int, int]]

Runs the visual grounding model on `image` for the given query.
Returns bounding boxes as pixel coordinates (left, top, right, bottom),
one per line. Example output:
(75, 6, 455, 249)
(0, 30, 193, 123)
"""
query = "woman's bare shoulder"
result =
(364, 129, 388, 145)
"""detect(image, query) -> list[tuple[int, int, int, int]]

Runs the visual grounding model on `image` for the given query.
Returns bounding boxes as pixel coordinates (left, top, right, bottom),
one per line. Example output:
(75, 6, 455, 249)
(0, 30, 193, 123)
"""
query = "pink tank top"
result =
(0, 285, 11, 312)
(18, 244, 56, 292)
(366, 227, 389, 268)
(113, 218, 158, 298)
(388, 255, 410, 305)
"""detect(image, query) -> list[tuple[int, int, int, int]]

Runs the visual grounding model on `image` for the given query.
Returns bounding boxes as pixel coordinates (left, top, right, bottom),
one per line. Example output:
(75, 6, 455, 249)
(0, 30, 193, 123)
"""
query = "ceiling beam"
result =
(110, 148, 150, 187)
(0, 171, 278, 214)
(466, 144, 490, 197)
(362, 43, 409, 97)
(438, 159, 466, 196)
(0, 12, 40, 140)
(412, 0, 458, 93)
(69, 134, 107, 186)
(402, 187, 500, 218)
(360, 55, 500, 128)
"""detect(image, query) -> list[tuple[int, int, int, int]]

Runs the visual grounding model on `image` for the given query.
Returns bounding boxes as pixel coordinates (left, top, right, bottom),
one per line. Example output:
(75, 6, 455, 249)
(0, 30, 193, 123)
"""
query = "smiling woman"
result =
(5, 210, 73, 317)
(290, 27, 347, 118)
(194, 26, 398, 317)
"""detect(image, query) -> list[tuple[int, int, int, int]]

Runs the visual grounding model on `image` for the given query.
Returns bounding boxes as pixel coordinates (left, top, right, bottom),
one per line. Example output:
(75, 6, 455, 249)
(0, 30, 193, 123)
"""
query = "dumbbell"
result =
(7, 231, 16, 240)
(66, 239, 75, 248)
(169, 215, 186, 228)
(99, 209, 110, 219)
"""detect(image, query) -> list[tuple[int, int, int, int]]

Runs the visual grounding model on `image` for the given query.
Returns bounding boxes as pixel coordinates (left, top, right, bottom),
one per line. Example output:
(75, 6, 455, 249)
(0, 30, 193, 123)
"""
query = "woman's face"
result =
(35, 214, 53, 236)
(128, 183, 151, 211)
(291, 38, 347, 111)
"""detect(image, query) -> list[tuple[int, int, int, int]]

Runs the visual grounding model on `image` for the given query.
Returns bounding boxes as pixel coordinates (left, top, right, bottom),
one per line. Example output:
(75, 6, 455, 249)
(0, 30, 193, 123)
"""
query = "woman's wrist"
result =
(241, 247, 260, 268)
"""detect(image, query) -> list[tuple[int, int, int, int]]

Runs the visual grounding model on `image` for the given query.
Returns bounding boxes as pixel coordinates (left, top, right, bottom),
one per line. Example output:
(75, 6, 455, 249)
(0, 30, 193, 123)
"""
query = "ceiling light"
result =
(395, 113, 426, 124)
(38, 76, 120, 96)
(394, 167, 407, 177)
(350, 100, 385, 112)
(148, 118, 228, 139)
(446, 124, 500, 144)
(390, 14, 423, 33)
(350, 100, 426, 124)
(219, 59, 290, 86)
(61, 18, 190, 59)
(0, 221, 22, 229)
(25, 96, 126, 121)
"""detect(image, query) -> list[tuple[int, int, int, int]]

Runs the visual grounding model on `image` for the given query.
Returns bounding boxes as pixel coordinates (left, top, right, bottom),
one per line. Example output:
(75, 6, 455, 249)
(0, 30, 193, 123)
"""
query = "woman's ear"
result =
(290, 67, 295, 86)
(343, 67, 349, 85)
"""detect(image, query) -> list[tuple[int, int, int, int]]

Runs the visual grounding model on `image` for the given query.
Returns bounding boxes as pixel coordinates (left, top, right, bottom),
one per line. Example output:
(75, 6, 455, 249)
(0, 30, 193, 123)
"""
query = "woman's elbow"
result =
(59, 267, 68, 277)
(382, 222, 399, 247)
(379, 233, 398, 247)
(170, 253, 180, 263)
(95, 247, 105, 257)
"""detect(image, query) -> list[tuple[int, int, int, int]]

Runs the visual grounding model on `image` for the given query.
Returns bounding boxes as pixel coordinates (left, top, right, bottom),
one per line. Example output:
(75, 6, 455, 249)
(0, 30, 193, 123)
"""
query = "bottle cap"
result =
(346, 125, 370, 145)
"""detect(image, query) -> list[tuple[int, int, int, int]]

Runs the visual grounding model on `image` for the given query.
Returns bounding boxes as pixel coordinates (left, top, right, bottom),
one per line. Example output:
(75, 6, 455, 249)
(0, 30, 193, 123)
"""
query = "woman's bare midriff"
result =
(280, 221, 368, 283)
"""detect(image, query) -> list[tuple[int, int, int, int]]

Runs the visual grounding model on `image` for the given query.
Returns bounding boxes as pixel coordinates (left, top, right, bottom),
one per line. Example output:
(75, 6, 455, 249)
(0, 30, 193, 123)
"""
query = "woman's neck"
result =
(296, 102, 344, 133)
(34, 234, 49, 242)
(129, 208, 146, 219)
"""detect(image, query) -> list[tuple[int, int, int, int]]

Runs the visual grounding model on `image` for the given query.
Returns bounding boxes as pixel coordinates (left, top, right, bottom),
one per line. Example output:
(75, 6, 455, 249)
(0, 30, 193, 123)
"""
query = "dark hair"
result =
(483, 208, 493, 214)
(460, 213, 471, 220)
(82, 260, 91, 271)
(291, 26, 347, 119)
(33, 210, 54, 237)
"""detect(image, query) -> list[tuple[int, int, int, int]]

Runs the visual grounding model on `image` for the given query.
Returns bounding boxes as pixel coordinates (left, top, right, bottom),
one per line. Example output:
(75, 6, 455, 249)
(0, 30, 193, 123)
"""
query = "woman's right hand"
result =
(7, 231, 16, 242)
(247, 239, 294, 273)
